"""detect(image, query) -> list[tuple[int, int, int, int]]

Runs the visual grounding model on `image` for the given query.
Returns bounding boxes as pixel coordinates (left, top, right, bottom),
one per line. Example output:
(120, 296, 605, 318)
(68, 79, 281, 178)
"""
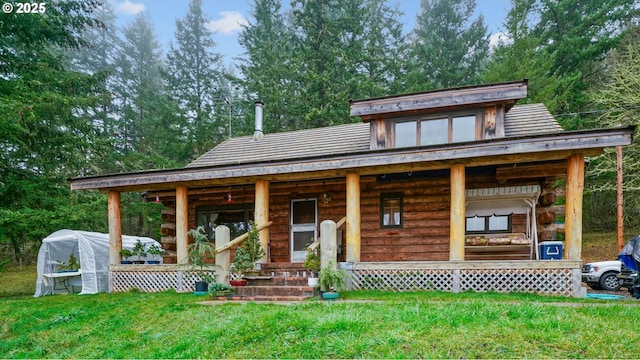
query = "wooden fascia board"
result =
(349, 82, 527, 118)
(69, 127, 634, 192)
(496, 161, 568, 181)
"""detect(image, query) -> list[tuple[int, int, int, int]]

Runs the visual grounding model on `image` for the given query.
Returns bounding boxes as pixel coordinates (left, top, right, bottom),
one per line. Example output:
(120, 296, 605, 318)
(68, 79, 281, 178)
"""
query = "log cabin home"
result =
(70, 80, 634, 297)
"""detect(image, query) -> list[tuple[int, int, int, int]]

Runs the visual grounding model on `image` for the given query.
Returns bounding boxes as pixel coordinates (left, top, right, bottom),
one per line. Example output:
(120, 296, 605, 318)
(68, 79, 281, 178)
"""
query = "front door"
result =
(290, 199, 317, 262)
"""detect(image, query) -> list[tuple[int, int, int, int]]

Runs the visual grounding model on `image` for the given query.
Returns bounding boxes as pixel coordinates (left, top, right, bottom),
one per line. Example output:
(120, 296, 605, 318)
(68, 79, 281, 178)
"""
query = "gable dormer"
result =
(349, 80, 528, 150)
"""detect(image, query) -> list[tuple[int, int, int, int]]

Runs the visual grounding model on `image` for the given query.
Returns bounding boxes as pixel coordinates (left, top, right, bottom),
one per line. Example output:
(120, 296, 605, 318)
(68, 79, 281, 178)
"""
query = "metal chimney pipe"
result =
(252, 101, 265, 141)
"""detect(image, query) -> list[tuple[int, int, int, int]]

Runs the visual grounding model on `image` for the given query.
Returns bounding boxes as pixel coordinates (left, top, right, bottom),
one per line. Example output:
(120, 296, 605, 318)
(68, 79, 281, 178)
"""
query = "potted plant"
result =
(147, 244, 163, 264)
(132, 239, 147, 264)
(318, 261, 347, 300)
(208, 282, 232, 297)
(230, 247, 251, 286)
(119, 249, 134, 264)
(187, 226, 218, 293)
(59, 254, 80, 272)
(303, 245, 320, 287)
(231, 222, 265, 281)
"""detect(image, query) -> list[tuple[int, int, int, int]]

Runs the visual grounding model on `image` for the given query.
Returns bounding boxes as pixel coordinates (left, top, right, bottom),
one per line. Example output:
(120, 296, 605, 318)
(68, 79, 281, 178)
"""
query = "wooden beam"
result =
(108, 190, 122, 266)
(449, 164, 465, 261)
(350, 81, 527, 118)
(175, 185, 188, 264)
(565, 154, 585, 261)
(346, 172, 361, 262)
(255, 179, 269, 263)
(495, 104, 505, 138)
(214, 221, 273, 254)
(484, 105, 497, 139)
(617, 146, 624, 252)
(496, 161, 567, 181)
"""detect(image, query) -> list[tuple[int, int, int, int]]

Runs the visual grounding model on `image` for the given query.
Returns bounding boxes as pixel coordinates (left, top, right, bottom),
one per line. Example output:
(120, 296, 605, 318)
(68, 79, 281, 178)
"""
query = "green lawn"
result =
(1, 233, 638, 358)
(1, 290, 639, 358)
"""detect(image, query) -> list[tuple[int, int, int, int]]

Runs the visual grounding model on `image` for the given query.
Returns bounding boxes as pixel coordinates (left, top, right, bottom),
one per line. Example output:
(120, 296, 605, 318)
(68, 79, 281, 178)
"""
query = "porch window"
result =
(394, 112, 479, 148)
(196, 205, 253, 241)
(381, 193, 403, 228)
(465, 215, 511, 234)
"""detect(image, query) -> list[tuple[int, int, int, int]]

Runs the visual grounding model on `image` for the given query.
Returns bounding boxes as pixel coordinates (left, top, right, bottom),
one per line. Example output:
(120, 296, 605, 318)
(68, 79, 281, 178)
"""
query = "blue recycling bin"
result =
(539, 241, 563, 260)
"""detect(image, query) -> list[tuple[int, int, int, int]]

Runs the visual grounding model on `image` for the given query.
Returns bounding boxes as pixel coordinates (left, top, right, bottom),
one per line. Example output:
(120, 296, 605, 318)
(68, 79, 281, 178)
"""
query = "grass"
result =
(0, 264, 37, 298)
(582, 231, 638, 263)
(1, 290, 639, 358)
(1, 231, 637, 358)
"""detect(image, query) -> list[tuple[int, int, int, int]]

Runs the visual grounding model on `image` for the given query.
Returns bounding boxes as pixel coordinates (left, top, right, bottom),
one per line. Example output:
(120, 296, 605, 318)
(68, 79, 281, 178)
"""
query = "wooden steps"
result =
(217, 262, 318, 302)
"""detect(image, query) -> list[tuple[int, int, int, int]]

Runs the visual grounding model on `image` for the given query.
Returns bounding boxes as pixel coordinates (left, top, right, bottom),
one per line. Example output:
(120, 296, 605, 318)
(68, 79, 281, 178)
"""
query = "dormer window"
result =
(394, 113, 479, 148)
(350, 81, 528, 150)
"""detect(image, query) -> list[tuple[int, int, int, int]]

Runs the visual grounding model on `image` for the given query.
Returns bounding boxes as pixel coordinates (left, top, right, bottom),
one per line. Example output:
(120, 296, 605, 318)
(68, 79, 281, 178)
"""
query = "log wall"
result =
(152, 166, 562, 263)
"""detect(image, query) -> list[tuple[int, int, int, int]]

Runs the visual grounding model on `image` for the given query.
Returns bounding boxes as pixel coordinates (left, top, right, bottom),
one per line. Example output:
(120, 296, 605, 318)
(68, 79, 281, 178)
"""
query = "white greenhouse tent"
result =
(34, 229, 161, 297)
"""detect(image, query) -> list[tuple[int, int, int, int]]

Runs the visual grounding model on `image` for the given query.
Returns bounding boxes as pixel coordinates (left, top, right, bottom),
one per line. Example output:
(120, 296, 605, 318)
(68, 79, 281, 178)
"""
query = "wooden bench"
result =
(464, 233, 532, 260)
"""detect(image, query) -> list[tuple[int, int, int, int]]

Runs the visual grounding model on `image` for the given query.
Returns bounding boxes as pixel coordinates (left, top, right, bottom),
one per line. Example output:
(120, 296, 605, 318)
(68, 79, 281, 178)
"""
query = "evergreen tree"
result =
(532, 0, 639, 128)
(66, 1, 123, 174)
(585, 29, 640, 229)
(0, 0, 107, 262)
(239, 0, 406, 130)
(481, 0, 556, 105)
(334, 0, 406, 100)
(165, 0, 225, 159)
(407, 0, 489, 90)
(238, 0, 295, 133)
(114, 12, 182, 170)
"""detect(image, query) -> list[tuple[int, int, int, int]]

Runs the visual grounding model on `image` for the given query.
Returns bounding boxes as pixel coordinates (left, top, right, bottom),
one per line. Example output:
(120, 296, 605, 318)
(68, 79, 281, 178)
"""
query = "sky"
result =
(111, 0, 513, 67)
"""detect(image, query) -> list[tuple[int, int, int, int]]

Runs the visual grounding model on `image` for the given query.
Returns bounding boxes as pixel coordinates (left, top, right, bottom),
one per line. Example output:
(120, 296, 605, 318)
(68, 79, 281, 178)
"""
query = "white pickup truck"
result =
(581, 260, 623, 291)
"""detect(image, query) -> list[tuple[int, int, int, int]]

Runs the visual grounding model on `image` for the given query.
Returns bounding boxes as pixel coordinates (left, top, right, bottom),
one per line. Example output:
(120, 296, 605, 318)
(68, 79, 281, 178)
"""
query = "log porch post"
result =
(320, 220, 338, 269)
(215, 225, 231, 284)
(176, 185, 189, 264)
(450, 164, 466, 261)
(565, 154, 585, 261)
(107, 190, 122, 266)
(346, 172, 361, 262)
(255, 179, 270, 263)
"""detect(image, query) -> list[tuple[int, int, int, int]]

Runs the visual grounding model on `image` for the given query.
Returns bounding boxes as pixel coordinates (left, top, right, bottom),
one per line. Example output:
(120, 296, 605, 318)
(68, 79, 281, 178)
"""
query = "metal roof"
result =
(188, 103, 564, 168)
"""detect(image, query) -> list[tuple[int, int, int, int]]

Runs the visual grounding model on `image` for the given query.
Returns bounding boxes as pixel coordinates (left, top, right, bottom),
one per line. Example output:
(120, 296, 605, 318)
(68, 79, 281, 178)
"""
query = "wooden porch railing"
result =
(307, 216, 345, 253)
(214, 221, 273, 254)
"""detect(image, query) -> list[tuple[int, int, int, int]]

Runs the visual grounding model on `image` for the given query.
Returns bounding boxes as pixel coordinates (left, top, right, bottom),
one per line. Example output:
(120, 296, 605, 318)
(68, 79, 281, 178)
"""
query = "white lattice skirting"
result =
(349, 261, 582, 297)
(110, 265, 216, 293)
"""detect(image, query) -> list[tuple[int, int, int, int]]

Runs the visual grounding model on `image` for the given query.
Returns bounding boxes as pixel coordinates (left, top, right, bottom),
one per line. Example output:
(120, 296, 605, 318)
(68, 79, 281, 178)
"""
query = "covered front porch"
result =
(96, 153, 587, 296)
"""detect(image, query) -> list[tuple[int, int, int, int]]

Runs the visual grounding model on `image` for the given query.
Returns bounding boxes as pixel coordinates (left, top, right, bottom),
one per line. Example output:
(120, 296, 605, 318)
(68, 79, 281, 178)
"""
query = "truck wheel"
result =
(587, 282, 602, 290)
(599, 272, 622, 291)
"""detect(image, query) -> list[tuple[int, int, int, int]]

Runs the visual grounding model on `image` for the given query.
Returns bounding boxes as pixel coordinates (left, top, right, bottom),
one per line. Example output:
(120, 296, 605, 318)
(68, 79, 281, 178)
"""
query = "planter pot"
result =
(132, 260, 145, 264)
(194, 281, 209, 292)
(321, 292, 339, 300)
(230, 280, 248, 286)
(120, 260, 133, 264)
(147, 260, 160, 264)
(308, 277, 319, 287)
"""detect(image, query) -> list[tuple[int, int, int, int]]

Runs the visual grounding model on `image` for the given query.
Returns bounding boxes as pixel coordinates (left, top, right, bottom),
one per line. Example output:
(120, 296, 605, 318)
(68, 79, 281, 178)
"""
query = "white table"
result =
(42, 270, 82, 294)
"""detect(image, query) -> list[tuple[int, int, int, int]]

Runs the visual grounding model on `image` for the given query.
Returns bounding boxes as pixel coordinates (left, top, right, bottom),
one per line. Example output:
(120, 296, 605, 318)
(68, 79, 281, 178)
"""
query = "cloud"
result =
(205, 11, 248, 35)
(113, 0, 145, 15)
(489, 32, 511, 49)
